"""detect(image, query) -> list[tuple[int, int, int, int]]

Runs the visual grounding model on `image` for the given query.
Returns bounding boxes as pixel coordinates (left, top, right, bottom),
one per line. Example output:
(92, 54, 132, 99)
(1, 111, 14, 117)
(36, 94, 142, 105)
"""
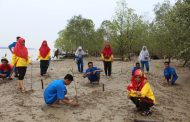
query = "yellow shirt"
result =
(101, 53, 113, 62)
(37, 51, 50, 60)
(128, 82, 156, 103)
(11, 54, 30, 67)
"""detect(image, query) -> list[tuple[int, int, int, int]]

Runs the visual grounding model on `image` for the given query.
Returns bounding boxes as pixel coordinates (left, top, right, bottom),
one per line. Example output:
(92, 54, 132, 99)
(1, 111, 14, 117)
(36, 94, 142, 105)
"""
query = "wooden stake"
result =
(71, 67, 78, 103)
(102, 84, 105, 91)
(41, 79, 44, 89)
(30, 64, 34, 92)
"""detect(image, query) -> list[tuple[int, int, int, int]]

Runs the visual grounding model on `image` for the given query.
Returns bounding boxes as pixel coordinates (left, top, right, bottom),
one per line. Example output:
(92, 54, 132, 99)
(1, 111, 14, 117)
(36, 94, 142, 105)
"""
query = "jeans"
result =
(0, 70, 11, 78)
(141, 61, 149, 72)
(165, 75, 178, 85)
(77, 59, 83, 73)
(87, 72, 100, 82)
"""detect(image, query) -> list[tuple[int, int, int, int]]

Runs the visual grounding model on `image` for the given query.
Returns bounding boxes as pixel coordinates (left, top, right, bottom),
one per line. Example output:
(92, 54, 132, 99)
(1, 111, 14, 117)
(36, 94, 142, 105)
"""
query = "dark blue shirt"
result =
(8, 42, 17, 49)
(164, 67, 178, 83)
(44, 80, 67, 104)
(85, 67, 100, 81)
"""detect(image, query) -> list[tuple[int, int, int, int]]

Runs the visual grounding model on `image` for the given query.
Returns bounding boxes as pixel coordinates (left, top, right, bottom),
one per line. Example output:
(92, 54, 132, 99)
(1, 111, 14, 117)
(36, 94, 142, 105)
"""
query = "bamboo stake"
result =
(30, 56, 34, 92)
(70, 67, 78, 104)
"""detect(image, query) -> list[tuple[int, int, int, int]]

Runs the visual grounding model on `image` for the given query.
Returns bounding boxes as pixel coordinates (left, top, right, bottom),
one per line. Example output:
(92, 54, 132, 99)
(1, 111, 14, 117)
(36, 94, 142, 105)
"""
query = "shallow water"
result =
(0, 49, 53, 62)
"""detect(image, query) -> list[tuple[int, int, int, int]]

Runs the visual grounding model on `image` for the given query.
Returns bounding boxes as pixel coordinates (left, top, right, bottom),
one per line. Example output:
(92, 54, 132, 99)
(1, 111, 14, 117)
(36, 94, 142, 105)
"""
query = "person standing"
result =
(101, 42, 113, 77)
(8, 36, 21, 77)
(139, 46, 150, 73)
(11, 37, 31, 92)
(75, 46, 84, 73)
(37, 40, 51, 76)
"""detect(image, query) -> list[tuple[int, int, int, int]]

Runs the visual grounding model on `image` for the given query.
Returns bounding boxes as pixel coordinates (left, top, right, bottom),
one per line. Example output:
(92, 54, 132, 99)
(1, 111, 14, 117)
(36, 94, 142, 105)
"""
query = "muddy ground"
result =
(0, 58, 190, 122)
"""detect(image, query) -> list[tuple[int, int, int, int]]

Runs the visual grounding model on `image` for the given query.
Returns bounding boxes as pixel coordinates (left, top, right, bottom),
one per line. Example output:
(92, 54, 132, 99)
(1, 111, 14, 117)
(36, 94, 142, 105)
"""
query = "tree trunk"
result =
(183, 60, 188, 67)
(168, 57, 171, 63)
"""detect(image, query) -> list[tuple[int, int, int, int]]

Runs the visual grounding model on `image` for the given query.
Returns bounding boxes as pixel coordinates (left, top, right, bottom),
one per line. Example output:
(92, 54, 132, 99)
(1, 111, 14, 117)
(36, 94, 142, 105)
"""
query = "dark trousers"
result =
(40, 60, 49, 76)
(103, 61, 112, 76)
(130, 97, 154, 111)
(88, 74, 100, 83)
(17, 67, 27, 80)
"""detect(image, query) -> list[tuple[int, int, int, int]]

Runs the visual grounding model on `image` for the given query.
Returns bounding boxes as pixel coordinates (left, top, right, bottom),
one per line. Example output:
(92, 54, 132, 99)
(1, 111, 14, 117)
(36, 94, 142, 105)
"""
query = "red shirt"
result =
(0, 64, 13, 72)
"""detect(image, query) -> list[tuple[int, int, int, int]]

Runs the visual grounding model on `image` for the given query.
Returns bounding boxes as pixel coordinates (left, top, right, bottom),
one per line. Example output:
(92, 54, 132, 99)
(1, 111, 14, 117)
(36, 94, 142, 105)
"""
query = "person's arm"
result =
(11, 54, 17, 66)
(60, 98, 79, 106)
(83, 71, 91, 78)
(9, 47, 13, 54)
(8, 43, 14, 54)
(36, 52, 40, 60)
(93, 68, 103, 74)
(0, 70, 6, 77)
(47, 51, 51, 59)
(9, 65, 14, 78)
(110, 54, 114, 62)
(139, 83, 150, 98)
(101, 53, 104, 61)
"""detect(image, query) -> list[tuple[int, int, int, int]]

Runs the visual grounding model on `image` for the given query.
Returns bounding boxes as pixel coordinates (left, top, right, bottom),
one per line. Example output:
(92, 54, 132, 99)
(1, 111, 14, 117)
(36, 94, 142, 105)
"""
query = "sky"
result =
(0, 0, 176, 49)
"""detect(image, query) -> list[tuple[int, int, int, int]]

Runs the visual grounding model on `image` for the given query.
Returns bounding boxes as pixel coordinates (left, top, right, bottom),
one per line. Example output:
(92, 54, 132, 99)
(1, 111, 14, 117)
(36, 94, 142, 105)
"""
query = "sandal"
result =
(141, 110, 151, 116)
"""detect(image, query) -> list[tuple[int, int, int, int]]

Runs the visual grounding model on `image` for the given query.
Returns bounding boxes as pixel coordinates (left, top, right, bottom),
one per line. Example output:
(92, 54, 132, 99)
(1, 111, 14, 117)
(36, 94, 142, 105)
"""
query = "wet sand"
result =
(0, 58, 190, 122)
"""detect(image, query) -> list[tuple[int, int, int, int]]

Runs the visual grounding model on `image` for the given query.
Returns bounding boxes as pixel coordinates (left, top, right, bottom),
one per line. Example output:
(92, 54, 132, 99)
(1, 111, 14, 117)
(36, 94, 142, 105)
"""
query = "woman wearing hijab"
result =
(126, 69, 155, 116)
(139, 46, 150, 73)
(37, 40, 51, 76)
(11, 37, 31, 92)
(75, 46, 84, 73)
(101, 42, 113, 77)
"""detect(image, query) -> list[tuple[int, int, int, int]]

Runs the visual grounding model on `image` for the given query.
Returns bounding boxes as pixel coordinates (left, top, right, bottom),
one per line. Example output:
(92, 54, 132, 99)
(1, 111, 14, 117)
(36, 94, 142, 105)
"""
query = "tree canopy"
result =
(55, 0, 190, 65)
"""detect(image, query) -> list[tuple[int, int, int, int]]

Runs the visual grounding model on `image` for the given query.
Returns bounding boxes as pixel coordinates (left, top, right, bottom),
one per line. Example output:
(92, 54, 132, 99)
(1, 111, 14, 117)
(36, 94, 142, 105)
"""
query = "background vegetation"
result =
(55, 0, 190, 65)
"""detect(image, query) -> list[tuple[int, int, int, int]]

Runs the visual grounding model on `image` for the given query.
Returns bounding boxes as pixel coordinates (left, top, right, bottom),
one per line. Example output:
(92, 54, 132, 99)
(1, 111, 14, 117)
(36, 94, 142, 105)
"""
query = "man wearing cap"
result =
(44, 74, 79, 106)
(0, 58, 13, 80)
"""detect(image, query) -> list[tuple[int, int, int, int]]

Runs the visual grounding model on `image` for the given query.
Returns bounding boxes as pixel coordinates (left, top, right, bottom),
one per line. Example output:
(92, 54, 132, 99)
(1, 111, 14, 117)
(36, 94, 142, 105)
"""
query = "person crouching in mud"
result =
(44, 74, 79, 106)
(126, 69, 156, 116)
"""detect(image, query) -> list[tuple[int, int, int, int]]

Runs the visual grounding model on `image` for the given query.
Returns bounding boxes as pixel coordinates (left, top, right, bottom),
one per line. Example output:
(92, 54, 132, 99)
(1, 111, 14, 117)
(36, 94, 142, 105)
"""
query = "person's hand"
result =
(127, 93, 131, 99)
(70, 101, 79, 107)
(30, 62, 33, 65)
(87, 72, 91, 75)
(36, 58, 39, 61)
(83, 75, 86, 78)
(136, 91, 141, 96)
(93, 70, 96, 74)
(2, 74, 6, 77)
(8, 77, 13, 80)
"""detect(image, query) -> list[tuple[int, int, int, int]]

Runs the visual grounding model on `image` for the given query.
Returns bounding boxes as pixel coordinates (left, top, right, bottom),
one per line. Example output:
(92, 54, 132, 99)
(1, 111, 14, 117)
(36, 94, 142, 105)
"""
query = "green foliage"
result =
(55, 0, 190, 64)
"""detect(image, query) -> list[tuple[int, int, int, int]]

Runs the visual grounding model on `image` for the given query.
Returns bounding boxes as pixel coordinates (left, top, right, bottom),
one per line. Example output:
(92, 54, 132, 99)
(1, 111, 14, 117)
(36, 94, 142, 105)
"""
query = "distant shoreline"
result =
(0, 47, 37, 50)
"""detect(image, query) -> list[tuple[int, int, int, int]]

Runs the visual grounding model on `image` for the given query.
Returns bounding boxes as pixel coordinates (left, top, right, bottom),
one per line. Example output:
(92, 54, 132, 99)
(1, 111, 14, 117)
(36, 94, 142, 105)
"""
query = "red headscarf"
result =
(14, 38, 28, 61)
(101, 42, 113, 59)
(127, 69, 146, 91)
(39, 40, 50, 58)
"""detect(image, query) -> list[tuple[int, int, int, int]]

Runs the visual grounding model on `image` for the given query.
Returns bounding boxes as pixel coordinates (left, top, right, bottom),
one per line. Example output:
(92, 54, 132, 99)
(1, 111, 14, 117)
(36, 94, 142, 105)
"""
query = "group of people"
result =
(0, 37, 178, 116)
(0, 37, 51, 92)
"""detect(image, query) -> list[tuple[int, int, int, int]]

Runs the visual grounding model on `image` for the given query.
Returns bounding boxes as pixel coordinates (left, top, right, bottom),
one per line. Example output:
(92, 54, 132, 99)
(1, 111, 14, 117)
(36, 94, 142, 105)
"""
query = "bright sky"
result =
(0, 0, 176, 49)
